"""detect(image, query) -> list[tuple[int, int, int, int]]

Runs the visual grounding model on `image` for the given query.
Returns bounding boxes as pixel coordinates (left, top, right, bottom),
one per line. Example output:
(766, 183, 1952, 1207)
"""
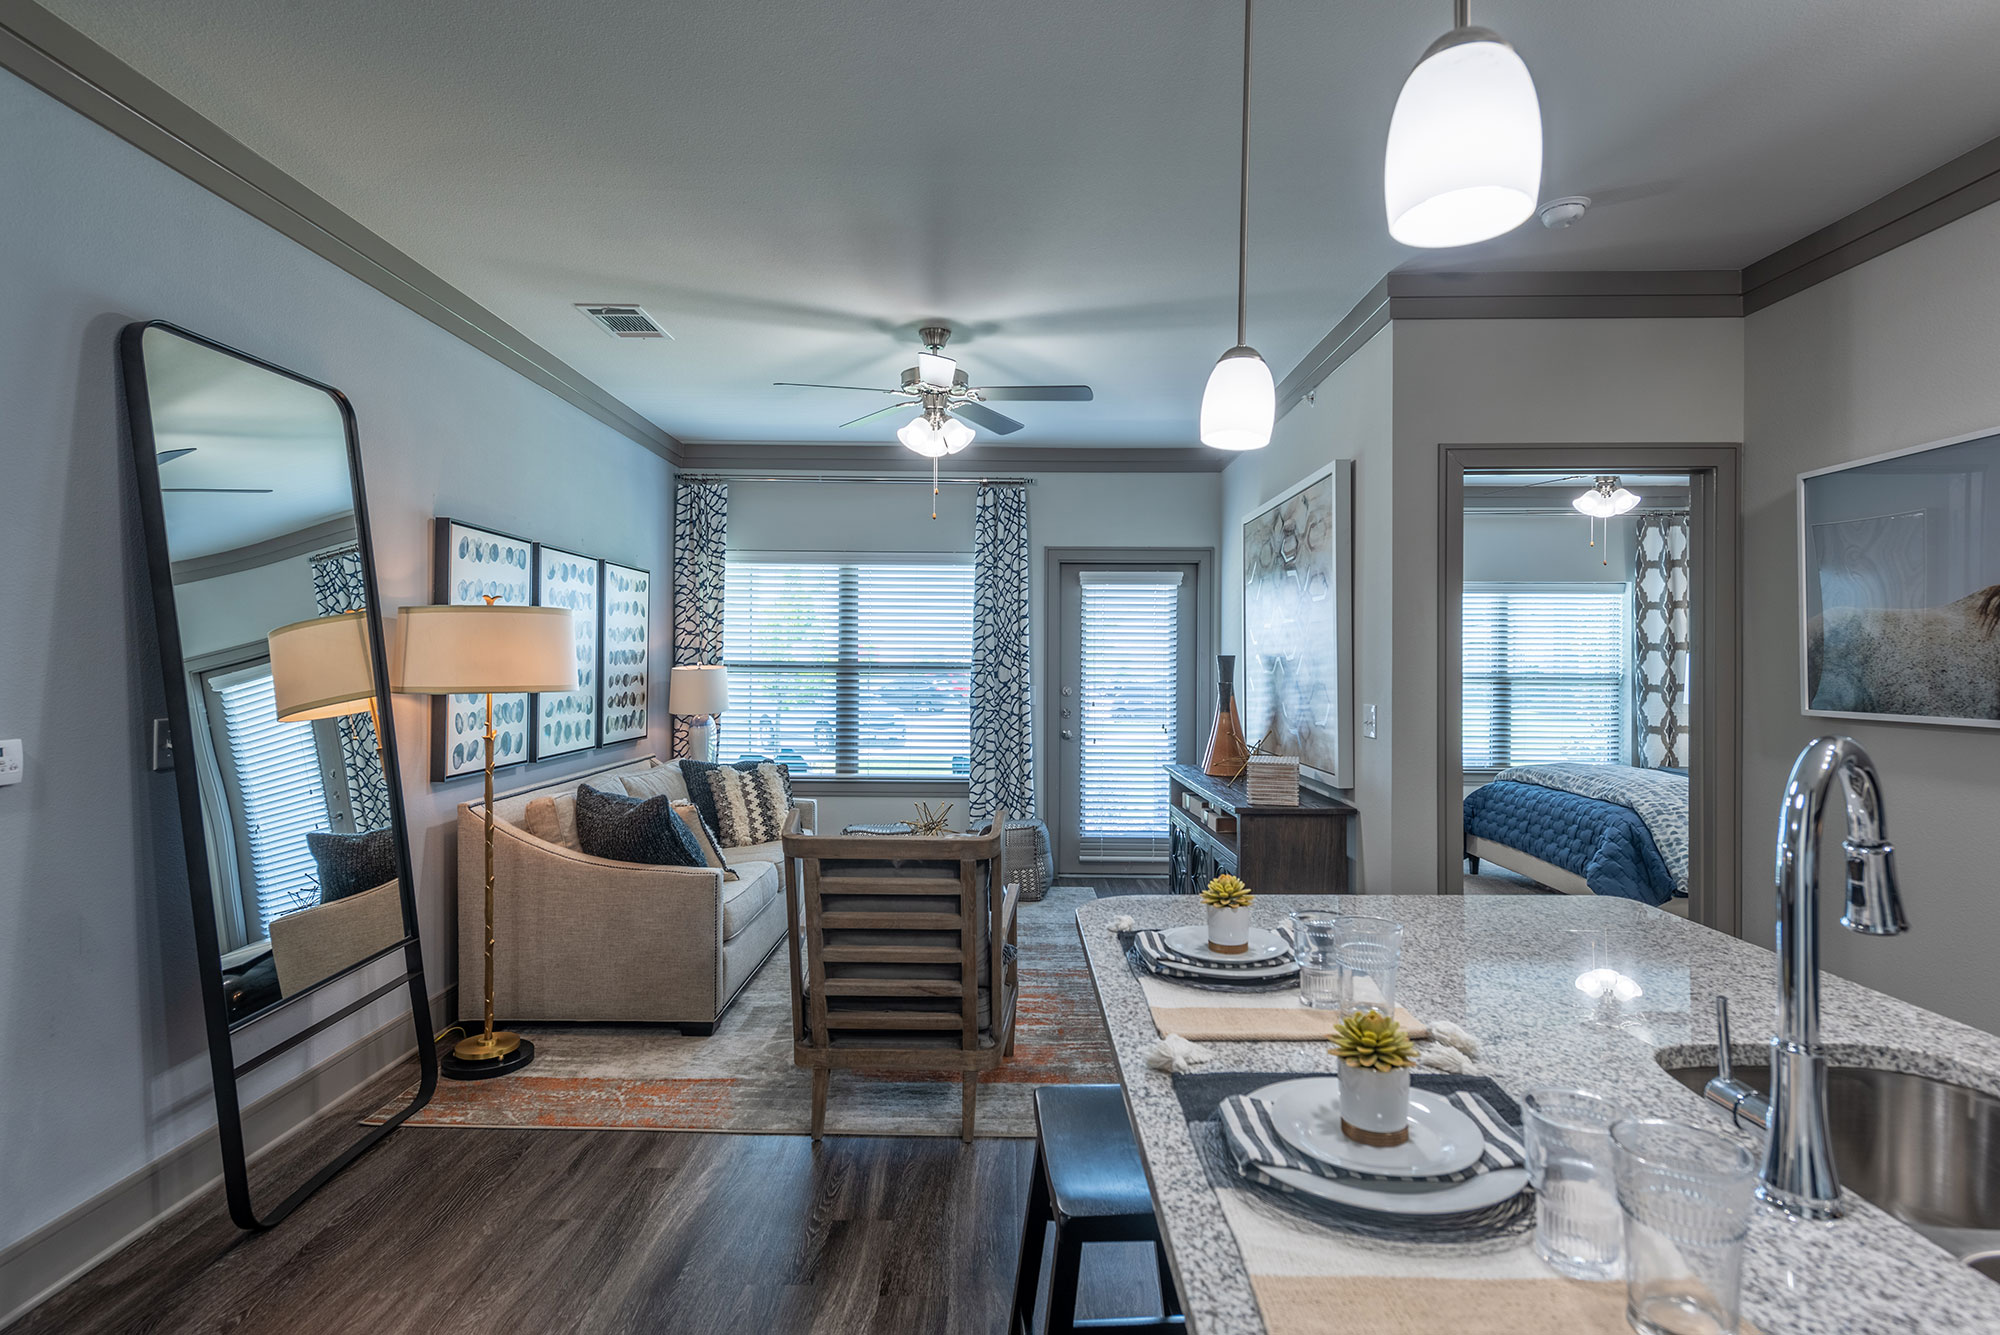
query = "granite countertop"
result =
(1078, 893, 2000, 1335)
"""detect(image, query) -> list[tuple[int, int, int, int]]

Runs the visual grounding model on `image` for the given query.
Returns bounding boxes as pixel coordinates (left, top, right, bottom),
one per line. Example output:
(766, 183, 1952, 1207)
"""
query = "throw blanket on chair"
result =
(1493, 763, 1689, 896)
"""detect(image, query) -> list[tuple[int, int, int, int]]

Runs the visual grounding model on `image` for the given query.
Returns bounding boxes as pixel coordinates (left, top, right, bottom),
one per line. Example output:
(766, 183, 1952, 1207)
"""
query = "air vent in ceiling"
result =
(575, 304, 671, 340)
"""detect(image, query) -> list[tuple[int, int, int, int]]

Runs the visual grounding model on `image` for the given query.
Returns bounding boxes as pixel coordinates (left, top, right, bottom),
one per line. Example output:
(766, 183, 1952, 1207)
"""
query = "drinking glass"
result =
(1332, 916, 1403, 1018)
(1611, 1118, 1758, 1335)
(1522, 1089, 1628, 1281)
(1288, 911, 1343, 1009)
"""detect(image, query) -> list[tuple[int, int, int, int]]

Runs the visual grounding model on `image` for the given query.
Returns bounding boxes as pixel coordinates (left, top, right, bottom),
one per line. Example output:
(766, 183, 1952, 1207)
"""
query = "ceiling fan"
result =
(155, 447, 273, 493)
(775, 325, 1092, 456)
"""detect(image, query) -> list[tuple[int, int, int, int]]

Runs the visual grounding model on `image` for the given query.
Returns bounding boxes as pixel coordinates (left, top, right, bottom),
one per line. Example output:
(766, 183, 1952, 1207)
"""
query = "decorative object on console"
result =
(1242, 460, 1355, 787)
(669, 664, 728, 763)
(600, 559, 651, 743)
(1203, 653, 1250, 776)
(1800, 427, 2000, 726)
(433, 519, 534, 780)
(398, 599, 575, 1080)
(1201, 872, 1254, 953)
(1198, 0, 1274, 452)
(971, 483, 1036, 819)
(1246, 753, 1300, 805)
(671, 480, 727, 757)
(532, 543, 601, 759)
(1332, 1008, 1416, 1147)
(910, 801, 955, 836)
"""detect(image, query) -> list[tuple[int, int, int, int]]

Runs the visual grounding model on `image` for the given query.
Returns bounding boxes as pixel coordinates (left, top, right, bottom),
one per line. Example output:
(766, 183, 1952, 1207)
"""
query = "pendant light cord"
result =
(1235, 0, 1253, 347)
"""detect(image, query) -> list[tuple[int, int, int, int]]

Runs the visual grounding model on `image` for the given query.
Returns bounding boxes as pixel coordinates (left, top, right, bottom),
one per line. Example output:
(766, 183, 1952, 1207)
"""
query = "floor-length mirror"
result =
(122, 321, 435, 1228)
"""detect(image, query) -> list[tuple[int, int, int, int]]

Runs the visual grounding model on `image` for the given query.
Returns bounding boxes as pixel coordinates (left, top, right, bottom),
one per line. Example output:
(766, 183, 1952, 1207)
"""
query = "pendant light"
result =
(1199, 0, 1274, 452)
(1383, 0, 1543, 248)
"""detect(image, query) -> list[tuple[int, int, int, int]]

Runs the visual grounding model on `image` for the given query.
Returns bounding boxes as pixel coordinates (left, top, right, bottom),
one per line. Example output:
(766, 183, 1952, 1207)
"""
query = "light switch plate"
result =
(0, 739, 21, 786)
(151, 719, 175, 771)
(1361, 704, 1377, 740)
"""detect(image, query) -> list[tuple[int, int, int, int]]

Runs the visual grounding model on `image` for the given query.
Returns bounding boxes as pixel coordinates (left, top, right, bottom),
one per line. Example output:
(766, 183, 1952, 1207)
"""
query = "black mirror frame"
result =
(119, 320, 436, 1230)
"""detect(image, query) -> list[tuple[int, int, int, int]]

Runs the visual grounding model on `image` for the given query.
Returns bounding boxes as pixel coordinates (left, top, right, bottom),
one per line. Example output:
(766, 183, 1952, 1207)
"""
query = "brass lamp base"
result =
(453, 1029, 522, 1061)
(441, 1031, 535, 1081)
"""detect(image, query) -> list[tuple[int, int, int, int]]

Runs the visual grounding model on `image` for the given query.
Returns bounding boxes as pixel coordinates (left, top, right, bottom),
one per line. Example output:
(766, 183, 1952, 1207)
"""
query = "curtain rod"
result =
(679, 474, 1035, 486)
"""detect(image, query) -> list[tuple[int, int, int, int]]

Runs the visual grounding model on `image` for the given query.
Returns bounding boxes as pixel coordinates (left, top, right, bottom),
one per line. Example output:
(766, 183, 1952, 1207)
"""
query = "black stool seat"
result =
(1010, 1084, 1182, 1335)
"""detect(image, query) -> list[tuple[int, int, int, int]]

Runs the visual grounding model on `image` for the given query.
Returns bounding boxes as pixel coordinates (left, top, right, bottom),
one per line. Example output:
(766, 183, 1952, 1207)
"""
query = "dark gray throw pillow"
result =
(681, 759, 791, 841)
(306, 827, 398, 903)
(573, 784, 707, 867)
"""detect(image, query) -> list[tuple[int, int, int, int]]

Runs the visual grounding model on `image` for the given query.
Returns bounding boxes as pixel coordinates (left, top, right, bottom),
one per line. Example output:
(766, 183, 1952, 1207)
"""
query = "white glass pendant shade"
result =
(939, 416, 975, 454)
(897, 415, 949, 458)
(1572, 484, 1640, 517)
(1199, 346, 1275, 451)
(1384, 28, 1542, 248)
(916, 351, 957, 387)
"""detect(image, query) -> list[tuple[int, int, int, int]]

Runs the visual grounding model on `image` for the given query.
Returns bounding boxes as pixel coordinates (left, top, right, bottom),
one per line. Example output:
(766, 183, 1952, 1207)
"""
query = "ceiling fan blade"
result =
(155, 448, 197, 464)
(162, 487, 275, 494)
(955, 402, 1025, 436)
(773, 381, 900, 394)
(975, 385, 1094, 403)
(839, 402, 917, 429)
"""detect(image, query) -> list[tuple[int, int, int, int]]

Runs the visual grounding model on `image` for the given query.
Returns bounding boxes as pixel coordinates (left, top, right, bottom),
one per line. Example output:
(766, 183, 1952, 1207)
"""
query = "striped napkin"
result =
(1217, 1090, 1525, 1185)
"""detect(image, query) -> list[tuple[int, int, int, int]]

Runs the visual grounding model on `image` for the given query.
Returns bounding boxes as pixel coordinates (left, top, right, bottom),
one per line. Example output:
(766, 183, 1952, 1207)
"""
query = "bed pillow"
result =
(573, 785, 706, 867)
(306, 828, 398, 903)
(681, 759, 791, 845)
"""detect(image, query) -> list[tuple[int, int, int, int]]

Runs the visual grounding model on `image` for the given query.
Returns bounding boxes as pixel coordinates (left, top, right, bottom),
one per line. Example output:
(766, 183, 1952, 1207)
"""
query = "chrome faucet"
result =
(1709, 736, 1908, 1220)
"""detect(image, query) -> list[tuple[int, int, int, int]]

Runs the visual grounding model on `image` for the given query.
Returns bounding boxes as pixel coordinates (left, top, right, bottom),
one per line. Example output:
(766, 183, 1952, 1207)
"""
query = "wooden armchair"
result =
(782, 815, 1018, 1142)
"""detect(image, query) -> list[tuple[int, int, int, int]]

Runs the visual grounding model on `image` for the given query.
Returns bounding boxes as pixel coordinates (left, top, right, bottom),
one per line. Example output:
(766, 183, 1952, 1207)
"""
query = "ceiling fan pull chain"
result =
(931, 456, 939, 519)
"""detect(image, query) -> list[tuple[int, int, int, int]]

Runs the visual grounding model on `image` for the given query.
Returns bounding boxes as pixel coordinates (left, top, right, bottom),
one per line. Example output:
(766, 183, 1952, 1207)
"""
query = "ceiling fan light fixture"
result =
(1384, 20, 1542, 248)
(939, 417, 975, 454)
(916, 351, 957, 388)
(1199, 345, 1275, 452)
(1572, 476, 1640, 517)
(897, 415, 950, 458)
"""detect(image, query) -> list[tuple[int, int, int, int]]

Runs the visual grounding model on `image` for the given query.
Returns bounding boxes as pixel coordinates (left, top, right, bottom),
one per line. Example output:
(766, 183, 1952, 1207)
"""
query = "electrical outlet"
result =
(1361, 704, 1377, 740)
(151, 719, 175, 771)
(0, 739, 21, 786)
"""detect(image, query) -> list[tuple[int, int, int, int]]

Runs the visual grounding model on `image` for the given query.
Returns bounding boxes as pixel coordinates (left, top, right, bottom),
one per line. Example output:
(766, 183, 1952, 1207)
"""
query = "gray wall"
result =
(1463, 511, 1636, 586)
(1744, 199, 2000, 1033)
(0, 66, 673, 1265)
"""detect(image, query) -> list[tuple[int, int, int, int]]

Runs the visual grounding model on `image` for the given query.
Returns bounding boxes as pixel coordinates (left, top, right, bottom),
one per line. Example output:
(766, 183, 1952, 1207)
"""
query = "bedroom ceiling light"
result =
(1572, 476, 1641, 517)
(1384, 0, 1543, 248)
(897, 414, 950, 458)
(1199, 0, 1274, 452)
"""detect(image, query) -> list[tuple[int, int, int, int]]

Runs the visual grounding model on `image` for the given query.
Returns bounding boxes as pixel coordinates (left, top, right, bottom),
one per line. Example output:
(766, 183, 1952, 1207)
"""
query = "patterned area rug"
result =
(369, 885, 1115, 1138)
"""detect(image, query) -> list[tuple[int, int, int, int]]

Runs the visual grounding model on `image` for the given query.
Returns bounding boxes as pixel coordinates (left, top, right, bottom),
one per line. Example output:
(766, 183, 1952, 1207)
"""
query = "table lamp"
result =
(670, 664, 729, 763)
(396, 598, 575, 1079)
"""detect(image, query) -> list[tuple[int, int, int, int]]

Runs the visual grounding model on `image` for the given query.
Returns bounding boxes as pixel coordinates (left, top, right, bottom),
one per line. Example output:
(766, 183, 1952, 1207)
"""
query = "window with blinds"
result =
(1463, 583, 1627, 771)
(212, 667, 335, 935)
(1078, 572, 1182, 862)
(720, 558, 973, 777)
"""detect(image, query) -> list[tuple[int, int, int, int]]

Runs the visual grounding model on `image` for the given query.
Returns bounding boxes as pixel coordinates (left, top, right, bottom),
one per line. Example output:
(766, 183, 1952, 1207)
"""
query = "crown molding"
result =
(1384, 269, 1744, 319)
(0, 2, 683, 465)
(674, 442, 1230, 474)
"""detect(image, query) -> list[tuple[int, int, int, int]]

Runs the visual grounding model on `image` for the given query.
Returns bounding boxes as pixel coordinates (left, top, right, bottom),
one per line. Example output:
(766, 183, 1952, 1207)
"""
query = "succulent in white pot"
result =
(1331, 1008, 1417, 1147)
(1201, 874, 1255, 954)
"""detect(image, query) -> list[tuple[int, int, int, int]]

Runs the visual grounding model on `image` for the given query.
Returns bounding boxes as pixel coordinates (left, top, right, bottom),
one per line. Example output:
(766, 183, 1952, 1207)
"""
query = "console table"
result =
(1164, 763, 1355, 896)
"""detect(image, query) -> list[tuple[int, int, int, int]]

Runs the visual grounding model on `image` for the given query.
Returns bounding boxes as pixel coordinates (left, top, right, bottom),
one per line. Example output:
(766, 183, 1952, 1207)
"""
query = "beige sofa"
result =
(458, 757, 816, 1034)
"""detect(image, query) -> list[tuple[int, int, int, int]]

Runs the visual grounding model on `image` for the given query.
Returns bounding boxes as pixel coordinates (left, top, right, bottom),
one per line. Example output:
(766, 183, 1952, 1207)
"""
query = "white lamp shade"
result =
(897, 415, 949, 458)
(269, 611, 376, 722)
(394, 604, 576, 695)
(939, 417, 975, 454)
(670, 664, 729, 716)
(1384, 29, 1542, 248)
(1199, 346, 1275, 451)
(916, 351, 957, 387)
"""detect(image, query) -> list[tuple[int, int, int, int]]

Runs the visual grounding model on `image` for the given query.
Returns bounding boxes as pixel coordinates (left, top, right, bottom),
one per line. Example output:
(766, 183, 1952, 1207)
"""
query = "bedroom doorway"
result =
(1440, 447, 1742, 934)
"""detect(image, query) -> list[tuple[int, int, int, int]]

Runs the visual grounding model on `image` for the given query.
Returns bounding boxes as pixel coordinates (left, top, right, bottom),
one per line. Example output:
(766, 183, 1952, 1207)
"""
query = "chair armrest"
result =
(790, 797, 817, 834)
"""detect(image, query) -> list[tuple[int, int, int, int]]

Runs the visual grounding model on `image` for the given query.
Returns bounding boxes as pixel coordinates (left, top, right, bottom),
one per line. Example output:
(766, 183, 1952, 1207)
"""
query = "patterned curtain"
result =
(1633, 514, 1692, 767)
(970, 483, 1034, 821)
(671, 478, 729, 757)
(308, 544, 394, 832)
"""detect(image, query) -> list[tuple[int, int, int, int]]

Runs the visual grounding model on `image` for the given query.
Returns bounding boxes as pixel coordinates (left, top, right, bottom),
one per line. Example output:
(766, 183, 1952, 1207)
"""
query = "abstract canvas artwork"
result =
(433, 518, 534, 780)
(1801, 428, 2000, 726)
(1241, 461, 1353, 788)
(600, 560, 651, 744)
(532, 543, 600, 759)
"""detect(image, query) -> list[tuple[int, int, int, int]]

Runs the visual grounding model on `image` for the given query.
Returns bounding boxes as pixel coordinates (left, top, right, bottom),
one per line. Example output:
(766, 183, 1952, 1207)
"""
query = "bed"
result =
(1463, 763, 1689, 915)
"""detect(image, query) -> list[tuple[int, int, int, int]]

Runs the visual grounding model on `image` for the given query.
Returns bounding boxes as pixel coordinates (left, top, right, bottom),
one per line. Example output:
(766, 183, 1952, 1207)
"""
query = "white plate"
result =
(1248, 1080, 1528, 1216)
(1144, 951, 1299, 981)
(1262, 1077, 1484, 1178)
(1160, 924, 1291, 965)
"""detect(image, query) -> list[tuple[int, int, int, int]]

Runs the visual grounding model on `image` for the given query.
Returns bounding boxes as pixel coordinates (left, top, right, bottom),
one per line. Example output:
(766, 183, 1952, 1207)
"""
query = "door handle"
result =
(1061, 730, 1073, 740)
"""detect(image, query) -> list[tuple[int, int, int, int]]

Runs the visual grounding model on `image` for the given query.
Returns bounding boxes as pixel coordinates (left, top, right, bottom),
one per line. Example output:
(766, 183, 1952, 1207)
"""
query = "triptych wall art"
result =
(431, 517, 651, 782)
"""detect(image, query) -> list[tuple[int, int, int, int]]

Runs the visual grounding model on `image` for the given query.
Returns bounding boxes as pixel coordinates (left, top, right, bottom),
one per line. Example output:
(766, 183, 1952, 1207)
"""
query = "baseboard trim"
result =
(0, 987, 451, 1331)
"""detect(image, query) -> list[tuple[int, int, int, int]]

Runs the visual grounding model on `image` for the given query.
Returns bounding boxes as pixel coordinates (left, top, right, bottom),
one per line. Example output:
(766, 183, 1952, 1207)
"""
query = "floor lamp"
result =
(397, 599, 575, 1080)
(268, 610, 382, 749)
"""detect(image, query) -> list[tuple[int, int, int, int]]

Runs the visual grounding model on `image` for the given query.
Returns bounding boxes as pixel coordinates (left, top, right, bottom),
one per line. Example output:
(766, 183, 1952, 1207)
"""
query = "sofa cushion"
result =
(522, 794, 581, 850)
(681, 759, 790, 844)
(623, 763, 691, 804)
(573, 786, 706, 867)
(306, 827, 398, 903)
(720, 860, 780, 941)
(728, 838, 787, 865)
(671, 800, 737, 881)
(707, 763, 792, 847)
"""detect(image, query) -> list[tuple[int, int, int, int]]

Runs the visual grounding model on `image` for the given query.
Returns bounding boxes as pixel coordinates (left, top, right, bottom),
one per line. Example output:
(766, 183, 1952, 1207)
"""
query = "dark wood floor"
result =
(1053, 876, 1171, 899)
(18, 1060, 1165, 1335)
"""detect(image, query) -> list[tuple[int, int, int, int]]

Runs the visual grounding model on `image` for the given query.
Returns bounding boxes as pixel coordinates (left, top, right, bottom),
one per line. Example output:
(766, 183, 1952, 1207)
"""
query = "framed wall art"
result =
(531, 542, 601, 759)
(432, 518, 534, 780)
(1800, 426, 2000, 727)
(1240, 459, 1354, 788)
(600, 560, 651, 744)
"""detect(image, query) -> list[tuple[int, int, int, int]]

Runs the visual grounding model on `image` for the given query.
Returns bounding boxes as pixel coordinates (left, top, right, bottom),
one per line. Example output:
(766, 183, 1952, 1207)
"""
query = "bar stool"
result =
(1009, 1084, 1184, 1335)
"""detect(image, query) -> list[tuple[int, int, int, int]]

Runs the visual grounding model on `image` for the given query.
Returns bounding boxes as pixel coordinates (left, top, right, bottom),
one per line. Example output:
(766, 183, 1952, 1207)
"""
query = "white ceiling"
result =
(49, 0, 2000, 450)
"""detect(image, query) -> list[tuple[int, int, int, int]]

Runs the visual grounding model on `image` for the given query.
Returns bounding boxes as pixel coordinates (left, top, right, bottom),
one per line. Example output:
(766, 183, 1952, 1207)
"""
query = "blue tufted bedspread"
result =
(1463, 781, 1679, 906)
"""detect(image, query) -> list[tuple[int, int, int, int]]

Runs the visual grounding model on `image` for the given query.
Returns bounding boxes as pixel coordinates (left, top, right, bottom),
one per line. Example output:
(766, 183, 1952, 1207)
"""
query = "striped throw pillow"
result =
(708, 762, 790, 847)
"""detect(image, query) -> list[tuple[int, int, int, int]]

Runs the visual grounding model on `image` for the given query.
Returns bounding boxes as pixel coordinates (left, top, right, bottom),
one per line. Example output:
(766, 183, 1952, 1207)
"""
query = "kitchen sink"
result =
(1663, 1062, 2000, 1273)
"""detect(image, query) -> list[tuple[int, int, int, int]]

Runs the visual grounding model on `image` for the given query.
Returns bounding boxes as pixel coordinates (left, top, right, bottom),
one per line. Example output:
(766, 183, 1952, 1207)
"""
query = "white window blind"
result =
(1463, 583, 1627, 770)
(214, 668, 333, 934)
(720, 559, 973, 778)
(1078, 572, 1181, 862)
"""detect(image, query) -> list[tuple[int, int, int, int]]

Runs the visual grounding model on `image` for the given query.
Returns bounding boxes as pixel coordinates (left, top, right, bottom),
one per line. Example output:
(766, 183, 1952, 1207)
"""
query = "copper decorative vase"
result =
(1203, 654, 1250, 777)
